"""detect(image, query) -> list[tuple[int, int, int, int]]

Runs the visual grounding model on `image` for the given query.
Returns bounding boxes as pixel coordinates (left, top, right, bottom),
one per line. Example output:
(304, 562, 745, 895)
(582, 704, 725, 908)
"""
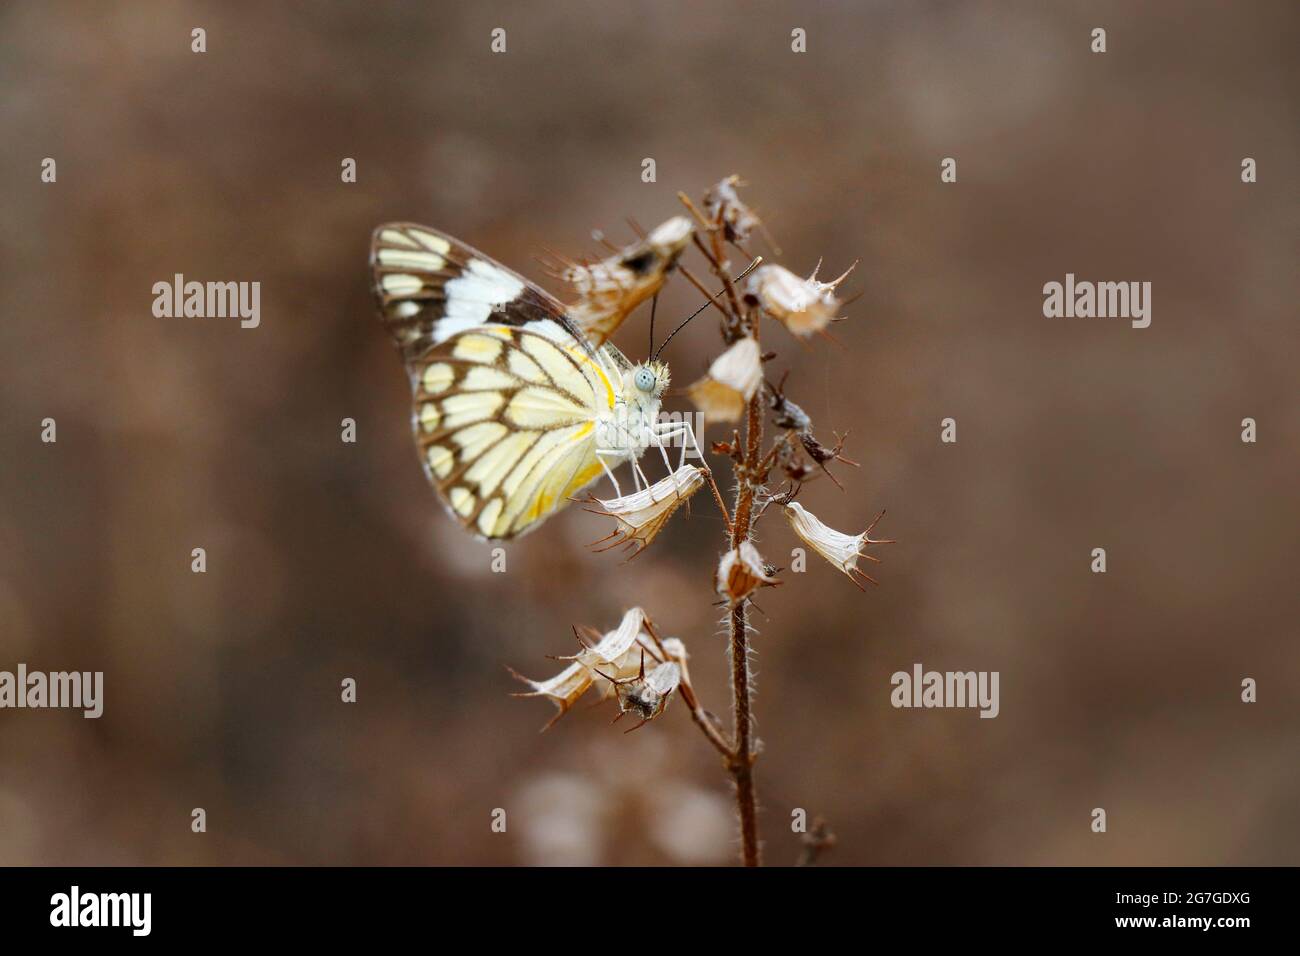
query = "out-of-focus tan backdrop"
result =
(1, 1, 1296, 865)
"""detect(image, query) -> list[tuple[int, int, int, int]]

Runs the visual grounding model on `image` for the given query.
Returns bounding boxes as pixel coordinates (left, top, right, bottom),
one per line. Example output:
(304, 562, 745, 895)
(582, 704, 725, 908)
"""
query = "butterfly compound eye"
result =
(634, 367, 655, 392)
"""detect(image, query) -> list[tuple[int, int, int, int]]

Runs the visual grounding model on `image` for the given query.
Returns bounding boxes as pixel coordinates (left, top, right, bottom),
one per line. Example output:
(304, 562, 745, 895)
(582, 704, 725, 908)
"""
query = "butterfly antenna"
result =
(652, 299, 711, 361)
(648, 291, 659, 358)
(653, 256, 763, 360)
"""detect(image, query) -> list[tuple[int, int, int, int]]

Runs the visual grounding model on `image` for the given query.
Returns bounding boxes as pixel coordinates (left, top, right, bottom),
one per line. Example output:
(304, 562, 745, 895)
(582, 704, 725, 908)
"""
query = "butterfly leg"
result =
(651, 426, 676, 475)
(675, 417, 705, 473)
(632, 458, 652, 492)
(595, 449, 624, 498)
(647, 423, 681, 478)
(651, 419, 701, 472)
(681, 417, 704, 469)
(648, 422, 691, 503)
(671, 423, 696, 473)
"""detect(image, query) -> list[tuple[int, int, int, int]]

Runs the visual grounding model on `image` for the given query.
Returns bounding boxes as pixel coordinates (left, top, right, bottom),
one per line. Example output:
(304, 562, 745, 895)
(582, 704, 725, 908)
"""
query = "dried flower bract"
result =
(703, 175, 764, 244)
(782, 501, 893, 590)
(502, 175, 898, 867)
(608, 655, 681, 726)
(507, 661, 597, 731)
(716, 540, 781, 608)
(555, 606, 646, 671)
(511, 607, 687, 731)
(688, 337, 762, 424)
(562, 216, 694, 345)
(586, 464, 707, 556)
(746, 262, 854, 338)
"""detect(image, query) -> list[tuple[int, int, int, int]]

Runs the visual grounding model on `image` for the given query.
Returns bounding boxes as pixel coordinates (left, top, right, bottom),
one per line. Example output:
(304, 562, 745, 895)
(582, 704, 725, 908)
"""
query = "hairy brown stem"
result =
(642, 615, 733, 760)
(702, 469, 733, 535)
(725, 286, 764, 866)
(681, 680, 734, 761)
(680, 187, 765, 865)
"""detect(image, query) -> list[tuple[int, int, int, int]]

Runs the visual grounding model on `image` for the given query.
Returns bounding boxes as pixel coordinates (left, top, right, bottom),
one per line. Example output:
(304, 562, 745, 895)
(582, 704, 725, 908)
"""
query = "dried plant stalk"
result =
(685, 188, 767, 866)
(514, 175, 893, 867)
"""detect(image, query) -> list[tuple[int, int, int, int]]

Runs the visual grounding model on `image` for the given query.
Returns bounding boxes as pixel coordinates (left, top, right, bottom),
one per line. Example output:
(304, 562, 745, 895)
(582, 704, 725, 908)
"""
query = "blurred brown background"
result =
(1, 1, 1296, 865)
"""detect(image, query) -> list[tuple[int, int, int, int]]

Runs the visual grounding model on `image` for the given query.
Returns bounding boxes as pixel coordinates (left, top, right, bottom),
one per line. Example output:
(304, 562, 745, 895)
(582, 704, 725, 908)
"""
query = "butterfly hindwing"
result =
(412, 325, 619, 540)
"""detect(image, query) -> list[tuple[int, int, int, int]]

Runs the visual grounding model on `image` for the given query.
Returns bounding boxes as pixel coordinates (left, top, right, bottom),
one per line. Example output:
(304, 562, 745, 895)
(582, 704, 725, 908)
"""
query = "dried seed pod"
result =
(586, 465, 707, 556)
(611, 654, 681, 723)
(588, 637, 660, 702)
(783, 501, 893, 590)
(768, 385, 812, 433)
(687, 337, 762, 424)
(658, 637, 688, 661)
(507, 662, 595, 731)
(554, 607, 646, 668)
(747, 262, 854, 337)
(563, 216, 694, 345)
(703, 175, 764, 244)
(511, 607, 670, 729)
(716, 540, 781, 608)
(799, 430, 859, 489)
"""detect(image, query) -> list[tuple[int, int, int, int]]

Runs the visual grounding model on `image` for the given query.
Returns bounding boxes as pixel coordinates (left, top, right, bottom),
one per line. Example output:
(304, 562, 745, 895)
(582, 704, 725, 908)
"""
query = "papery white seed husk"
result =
(595, 464, 704, 515)
(748, 264, 841, 336)
(591, 465, 706, 552)
(659, 637, 688, 661)
(592, 634, 665, 700)
(645, 661, 681, 696)
(707, 337, 762, 397)
(688, 337, 762, 423)
(646, 215, 693, 250)
(783, 501, 868, 573)
(556, 607, 646, 667)
(564, 216, 694, 345)
(716, 539, 778, 606)
(511, 661, 596, 723)
(518, 661, 592, 702)
(516, 609, 690, 726)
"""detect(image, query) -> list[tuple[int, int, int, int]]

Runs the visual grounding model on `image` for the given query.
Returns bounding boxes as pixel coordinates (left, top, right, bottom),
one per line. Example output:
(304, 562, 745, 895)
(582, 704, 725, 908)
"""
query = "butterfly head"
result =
(628, 360, 670, 404)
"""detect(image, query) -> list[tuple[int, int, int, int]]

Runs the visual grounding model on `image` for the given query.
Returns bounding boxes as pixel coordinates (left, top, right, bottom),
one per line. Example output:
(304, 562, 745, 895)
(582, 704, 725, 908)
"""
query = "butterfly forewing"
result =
(370, 223, 589, 361)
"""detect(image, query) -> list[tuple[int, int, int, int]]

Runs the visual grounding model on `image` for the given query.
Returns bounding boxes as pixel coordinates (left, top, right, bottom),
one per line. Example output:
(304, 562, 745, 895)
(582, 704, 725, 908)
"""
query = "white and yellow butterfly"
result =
(370, 222, 701, 540)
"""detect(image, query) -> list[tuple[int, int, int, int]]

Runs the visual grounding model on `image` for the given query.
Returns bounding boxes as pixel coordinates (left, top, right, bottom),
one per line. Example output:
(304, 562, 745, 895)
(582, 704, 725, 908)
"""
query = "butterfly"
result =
(369, 222, 701, 540)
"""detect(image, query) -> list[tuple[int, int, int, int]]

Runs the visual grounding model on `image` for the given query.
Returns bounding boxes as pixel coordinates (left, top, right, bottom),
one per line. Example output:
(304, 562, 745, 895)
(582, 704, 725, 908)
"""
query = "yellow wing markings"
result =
(403, 322, 621, 539)
(505, 387, 591, 429)
(518, 334, 600, 408)
(463, 430, 539, 498)
(476, 498, 506, 537)
(498, 424, 600, 532)
(440, 391, 506, 430)
(418, 402, 441, 433)
(511, 440, 604, 533)
(421, 363, 456, 394)
(518, 444, 604, 529)
(439, 422, 598, 538)
(507, 349, 548, 384)
(451, 421, 508, 460)
(425, 444, 455, 479)
(451, 333, 505, 363)
(566, 344, 617, 412)
(448, 486, 476, 518)
(461, 366, 517, 391)
(499, 428, 578, 500)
